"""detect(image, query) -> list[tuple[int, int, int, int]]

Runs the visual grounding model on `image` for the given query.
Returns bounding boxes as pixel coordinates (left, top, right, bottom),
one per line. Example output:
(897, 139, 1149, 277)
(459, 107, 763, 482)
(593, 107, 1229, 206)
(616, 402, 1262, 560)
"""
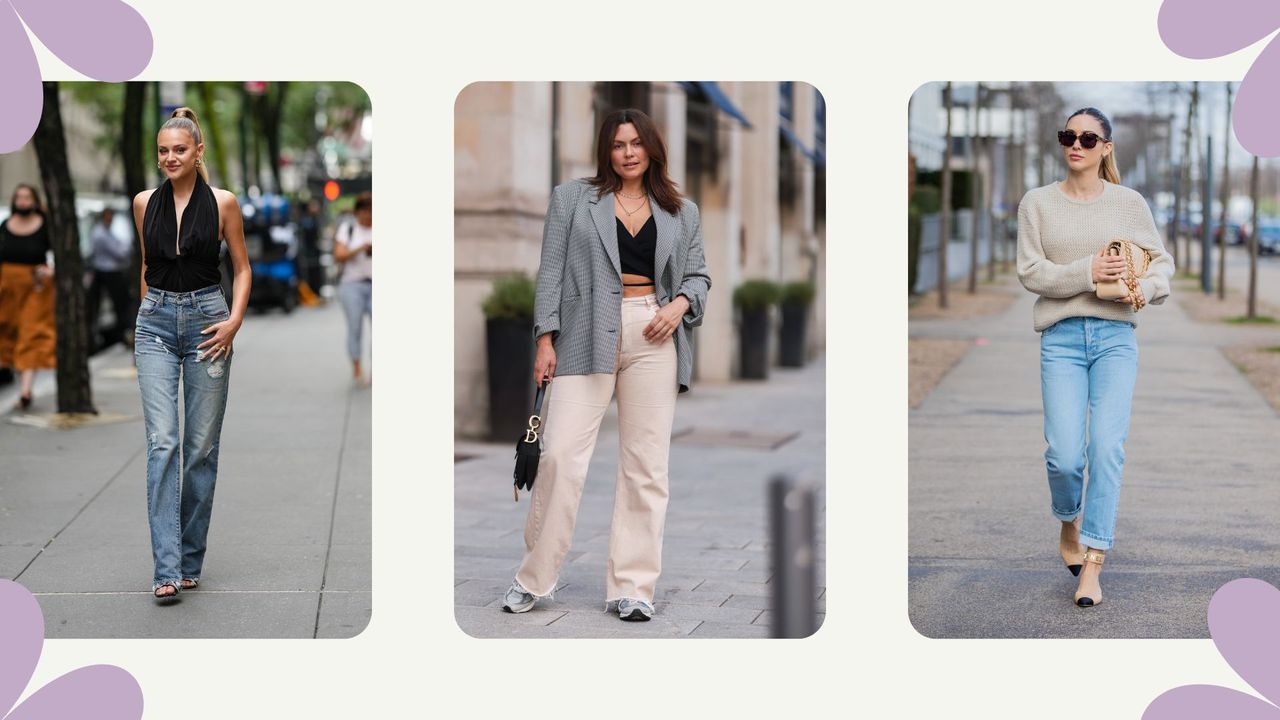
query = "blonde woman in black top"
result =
(133, 108, 251, 602)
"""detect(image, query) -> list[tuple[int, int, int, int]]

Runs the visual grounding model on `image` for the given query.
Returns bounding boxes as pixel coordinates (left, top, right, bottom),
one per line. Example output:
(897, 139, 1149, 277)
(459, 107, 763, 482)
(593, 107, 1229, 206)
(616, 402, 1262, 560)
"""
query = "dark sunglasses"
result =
(1057, 130, 1110, 149)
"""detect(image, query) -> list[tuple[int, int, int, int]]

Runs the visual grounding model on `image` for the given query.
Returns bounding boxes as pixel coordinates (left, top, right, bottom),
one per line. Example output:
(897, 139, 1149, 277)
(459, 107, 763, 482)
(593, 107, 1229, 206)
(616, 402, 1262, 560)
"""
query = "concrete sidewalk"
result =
(454, 357, 826, 638)
(0, 302, 371, 638)
(909, 274, 1280, 638)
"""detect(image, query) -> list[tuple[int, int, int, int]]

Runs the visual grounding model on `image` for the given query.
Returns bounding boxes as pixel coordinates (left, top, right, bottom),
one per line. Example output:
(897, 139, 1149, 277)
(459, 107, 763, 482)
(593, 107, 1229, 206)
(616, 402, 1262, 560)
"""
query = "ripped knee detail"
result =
(205, 359, 227, 378)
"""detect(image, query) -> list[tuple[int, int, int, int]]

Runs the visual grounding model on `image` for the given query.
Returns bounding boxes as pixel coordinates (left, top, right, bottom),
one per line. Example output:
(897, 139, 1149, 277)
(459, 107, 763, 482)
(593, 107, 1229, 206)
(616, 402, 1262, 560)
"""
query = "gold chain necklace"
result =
(616, 195, 648, 217)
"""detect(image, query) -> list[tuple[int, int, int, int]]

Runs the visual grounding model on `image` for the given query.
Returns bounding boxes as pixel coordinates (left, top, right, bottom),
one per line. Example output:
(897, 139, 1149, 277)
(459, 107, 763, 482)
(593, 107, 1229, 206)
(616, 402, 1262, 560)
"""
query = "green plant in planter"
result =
(733, 279, 781, 311)
(780, 280, 816, 308)
(482, 273, 536, 320)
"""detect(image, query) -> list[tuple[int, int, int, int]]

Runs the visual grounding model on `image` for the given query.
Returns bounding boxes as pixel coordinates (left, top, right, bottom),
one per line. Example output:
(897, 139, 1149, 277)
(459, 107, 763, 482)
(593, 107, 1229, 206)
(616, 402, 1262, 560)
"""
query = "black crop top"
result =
(0, 219, 50, 265)
(617, 215, 656, 280)
(142, 175, 222, 292)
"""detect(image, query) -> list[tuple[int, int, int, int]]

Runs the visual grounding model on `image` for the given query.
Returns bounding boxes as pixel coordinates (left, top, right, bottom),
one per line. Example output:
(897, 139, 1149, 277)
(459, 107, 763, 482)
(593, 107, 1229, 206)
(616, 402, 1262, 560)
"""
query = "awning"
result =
(678, 81, 752, 128)
(780, 124, 819, 163)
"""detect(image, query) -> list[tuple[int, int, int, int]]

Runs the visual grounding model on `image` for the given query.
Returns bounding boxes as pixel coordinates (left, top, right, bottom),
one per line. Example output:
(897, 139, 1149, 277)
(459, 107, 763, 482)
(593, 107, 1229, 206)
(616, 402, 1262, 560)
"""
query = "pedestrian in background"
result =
(333, 191, 372, 383)
(1017, 107, 1174, 608)
(0, 183, 56, 411)
(86, 207, 135, 350)
(298, 198, 325, 297)
(133, 107, 251, 602)
(501, 108, 711, 622)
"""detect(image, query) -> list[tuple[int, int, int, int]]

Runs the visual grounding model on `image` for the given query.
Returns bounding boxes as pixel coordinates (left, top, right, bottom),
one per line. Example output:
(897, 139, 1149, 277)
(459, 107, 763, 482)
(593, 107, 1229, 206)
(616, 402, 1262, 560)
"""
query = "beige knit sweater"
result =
(1017, 181, 1175, 332)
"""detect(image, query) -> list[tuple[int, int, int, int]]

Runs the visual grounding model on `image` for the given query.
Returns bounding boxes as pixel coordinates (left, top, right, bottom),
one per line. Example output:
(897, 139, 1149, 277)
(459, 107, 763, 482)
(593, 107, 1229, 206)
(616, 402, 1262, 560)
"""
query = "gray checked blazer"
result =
(533, 178, 711, 393)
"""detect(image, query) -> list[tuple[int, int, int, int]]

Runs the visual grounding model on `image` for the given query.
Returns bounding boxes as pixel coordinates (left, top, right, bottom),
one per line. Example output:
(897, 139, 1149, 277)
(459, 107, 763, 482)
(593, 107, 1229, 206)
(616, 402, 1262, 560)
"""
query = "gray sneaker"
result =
(501, 580, 535, 613)
(617, 598, 654, 621)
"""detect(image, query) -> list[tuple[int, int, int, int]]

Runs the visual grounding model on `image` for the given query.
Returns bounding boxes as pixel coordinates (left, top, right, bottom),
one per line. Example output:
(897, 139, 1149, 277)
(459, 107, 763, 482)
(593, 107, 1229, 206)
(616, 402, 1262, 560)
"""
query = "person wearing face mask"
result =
(1017, 107, 1175, 608)
(132, 107, 252, 603)
(499, 108, 712, 622)
(0, 183, 56, 411)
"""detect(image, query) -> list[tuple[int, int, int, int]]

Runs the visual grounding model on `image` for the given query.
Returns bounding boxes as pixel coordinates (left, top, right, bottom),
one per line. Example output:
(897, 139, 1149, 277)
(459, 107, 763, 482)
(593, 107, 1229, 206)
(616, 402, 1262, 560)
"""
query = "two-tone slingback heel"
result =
(1073, 549, 1106, 608)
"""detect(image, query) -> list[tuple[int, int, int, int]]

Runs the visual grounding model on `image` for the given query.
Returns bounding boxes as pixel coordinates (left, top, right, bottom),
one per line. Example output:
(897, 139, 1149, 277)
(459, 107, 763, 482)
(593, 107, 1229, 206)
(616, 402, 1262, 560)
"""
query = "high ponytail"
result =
(161, 107, 209, 182)
(1066, 107, 1120, 185)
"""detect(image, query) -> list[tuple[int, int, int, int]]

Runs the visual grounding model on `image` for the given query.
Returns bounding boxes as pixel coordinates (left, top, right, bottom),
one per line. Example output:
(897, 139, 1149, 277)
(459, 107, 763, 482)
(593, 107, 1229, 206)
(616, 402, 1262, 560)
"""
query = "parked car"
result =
(1255, 222, 1280, 255)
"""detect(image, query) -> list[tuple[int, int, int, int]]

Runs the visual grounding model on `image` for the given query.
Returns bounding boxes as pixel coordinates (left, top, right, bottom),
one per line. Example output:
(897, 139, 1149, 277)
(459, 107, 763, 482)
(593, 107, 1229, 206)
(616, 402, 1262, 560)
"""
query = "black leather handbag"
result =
(512, 383, 546, 501)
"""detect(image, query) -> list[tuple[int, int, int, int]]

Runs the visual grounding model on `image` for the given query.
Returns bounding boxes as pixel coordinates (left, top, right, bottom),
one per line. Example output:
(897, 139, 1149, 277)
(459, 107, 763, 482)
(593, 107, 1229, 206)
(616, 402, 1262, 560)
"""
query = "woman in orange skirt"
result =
(0, 184, 56, 410)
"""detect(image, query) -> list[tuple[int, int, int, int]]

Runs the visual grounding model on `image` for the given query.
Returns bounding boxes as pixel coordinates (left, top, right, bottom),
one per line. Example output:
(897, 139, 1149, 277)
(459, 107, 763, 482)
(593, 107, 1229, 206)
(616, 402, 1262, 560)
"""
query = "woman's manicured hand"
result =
(1092, 249, 1126, 283)
(644, 295, 689, 343)
(197, 318, 241, 362)
(534, 335, 556, 385)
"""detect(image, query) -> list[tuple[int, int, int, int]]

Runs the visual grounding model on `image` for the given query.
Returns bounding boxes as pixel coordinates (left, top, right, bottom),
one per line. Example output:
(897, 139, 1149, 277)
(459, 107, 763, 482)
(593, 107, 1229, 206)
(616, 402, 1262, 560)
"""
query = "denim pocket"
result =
(196, 293, 230, 318)
(138, 295, 160, 316)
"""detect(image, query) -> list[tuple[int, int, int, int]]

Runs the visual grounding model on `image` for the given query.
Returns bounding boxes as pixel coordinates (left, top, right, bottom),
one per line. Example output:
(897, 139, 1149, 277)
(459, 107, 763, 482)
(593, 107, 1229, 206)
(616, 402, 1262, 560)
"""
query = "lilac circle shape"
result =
(0, 0, 153, 154)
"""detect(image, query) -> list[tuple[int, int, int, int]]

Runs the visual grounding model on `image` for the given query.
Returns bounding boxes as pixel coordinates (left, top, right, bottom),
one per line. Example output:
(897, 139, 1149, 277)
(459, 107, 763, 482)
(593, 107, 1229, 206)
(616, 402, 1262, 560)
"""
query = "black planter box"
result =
(779, 303, 808, 368)
(739, 308, 770, 380)
(486, 317, 534, 441)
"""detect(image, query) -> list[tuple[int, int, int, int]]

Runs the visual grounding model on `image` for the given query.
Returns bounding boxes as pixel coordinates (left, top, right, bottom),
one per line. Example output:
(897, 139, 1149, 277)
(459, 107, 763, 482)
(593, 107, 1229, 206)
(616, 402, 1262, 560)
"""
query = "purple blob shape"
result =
(0, 3, 43, 154)
(0, 581, 42, 718)
(1158, 0, 1280, 58)
(1235, 37, 1280, 157)
(1144, 684, 1278, 719)
(1208, 579, 1280, 705)
(8, 0, 152, 81)
(6, 666, 143, 720)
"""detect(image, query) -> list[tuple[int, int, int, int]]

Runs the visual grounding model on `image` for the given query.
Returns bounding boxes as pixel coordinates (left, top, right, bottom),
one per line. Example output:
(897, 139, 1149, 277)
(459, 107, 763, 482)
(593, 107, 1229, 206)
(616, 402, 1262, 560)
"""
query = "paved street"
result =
(0, 301, 370, 638)
(454, 357, 826, 638)
(909, 271, 1280, 638)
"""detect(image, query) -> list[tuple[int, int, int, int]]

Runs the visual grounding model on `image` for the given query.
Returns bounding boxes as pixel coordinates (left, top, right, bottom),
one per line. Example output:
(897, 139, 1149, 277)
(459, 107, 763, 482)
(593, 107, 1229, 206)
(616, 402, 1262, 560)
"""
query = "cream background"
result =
(11, 0, 1269, 717)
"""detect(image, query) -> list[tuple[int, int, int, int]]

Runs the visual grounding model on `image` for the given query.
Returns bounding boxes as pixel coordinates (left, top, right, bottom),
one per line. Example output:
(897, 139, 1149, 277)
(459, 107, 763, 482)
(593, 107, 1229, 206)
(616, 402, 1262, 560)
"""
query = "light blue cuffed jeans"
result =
(1039, 316, 1138, 551)
(135, 285, 233, 588)
(338, 279, 372, 362)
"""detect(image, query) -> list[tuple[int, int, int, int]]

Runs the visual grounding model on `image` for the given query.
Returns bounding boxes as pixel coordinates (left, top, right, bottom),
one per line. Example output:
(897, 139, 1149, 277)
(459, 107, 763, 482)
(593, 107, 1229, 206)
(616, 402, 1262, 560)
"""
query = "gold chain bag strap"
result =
(1096, 240, 1152, 311)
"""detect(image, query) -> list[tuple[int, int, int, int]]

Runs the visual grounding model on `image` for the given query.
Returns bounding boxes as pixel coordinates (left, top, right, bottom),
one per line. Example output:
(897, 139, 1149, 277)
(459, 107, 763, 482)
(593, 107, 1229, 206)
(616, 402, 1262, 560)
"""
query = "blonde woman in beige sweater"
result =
(1016, 107, 1174, 608)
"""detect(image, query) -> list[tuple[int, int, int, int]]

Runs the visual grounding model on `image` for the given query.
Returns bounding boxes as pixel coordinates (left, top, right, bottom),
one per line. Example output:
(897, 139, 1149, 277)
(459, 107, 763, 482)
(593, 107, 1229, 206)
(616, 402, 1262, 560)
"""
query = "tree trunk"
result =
(987, 86, 998, 283)
(32, 82, 95, 414)
(939, 82, 954, 309)
(1217, 82, 1232, 300)
(969, 83, 982, 294)
(257, 82, 289, 193)
(1248, 155, 1259, 319)
(122, 82, 147, 302)
(1174, 82, 1197, 272)
(197, 81, 230, 188)
(239, 84, 251, 190)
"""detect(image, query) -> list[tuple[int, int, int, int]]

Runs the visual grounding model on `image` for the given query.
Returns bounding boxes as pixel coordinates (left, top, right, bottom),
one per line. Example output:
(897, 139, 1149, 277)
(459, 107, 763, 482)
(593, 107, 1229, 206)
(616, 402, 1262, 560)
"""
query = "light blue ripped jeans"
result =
(135, 285, 233, 589)
(1039, 316, 1138, 551)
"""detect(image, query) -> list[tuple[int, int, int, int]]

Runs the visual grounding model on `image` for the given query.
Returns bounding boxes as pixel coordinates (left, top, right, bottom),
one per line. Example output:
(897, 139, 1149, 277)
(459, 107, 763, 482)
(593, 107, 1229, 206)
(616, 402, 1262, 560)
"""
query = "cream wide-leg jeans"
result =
(515, 294, 678, 603)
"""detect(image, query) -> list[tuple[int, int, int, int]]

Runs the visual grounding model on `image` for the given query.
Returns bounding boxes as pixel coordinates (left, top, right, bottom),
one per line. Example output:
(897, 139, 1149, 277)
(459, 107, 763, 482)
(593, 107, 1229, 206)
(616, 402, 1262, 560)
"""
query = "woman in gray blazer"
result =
(502, 109, 711, 621)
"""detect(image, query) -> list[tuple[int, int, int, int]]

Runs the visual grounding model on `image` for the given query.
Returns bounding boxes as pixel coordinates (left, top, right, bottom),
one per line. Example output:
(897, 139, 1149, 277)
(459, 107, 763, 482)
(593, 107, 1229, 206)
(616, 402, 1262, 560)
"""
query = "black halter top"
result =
(142, 175, 221, 292)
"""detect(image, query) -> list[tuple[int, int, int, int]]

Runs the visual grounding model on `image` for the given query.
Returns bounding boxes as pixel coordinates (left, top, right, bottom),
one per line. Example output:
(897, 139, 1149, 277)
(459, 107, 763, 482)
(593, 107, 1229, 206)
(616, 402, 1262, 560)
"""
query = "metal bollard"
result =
(769, 474, 818, 638)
